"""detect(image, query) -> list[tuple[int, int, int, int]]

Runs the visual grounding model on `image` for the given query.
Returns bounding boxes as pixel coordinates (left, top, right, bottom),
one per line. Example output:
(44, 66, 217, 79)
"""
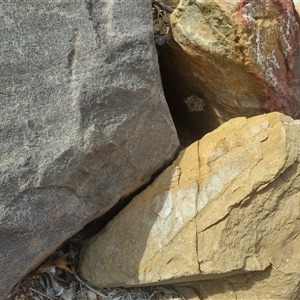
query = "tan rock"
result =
(80, 112, 300, 299)
(193, 235, 300, 299)
(160, 0, 300, 136)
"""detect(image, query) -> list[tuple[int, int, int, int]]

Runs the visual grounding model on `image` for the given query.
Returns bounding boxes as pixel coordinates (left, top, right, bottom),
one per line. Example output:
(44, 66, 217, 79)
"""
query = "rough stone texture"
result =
(160, 0, 300, 139)
(80, 112, 300, 300)
(193, 244, 300, 300)
(0, 1, 179, 298)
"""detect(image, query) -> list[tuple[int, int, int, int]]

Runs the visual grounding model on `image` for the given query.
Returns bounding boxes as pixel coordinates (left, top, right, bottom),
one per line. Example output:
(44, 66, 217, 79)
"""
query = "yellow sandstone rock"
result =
(80, 112, 300, 299)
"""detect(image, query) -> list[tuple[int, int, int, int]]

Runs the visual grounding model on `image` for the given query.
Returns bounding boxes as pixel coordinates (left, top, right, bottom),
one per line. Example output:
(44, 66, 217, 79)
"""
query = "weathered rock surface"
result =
(160, 0, 300, 139)
(193, 242, 300, 300)
(80, 112, 300, 299)
(0, 1, 179, 298)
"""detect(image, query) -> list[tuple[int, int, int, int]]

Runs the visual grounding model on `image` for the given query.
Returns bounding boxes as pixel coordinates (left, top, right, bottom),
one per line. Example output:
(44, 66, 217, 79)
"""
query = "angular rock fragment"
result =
(80, 112, 300, 300)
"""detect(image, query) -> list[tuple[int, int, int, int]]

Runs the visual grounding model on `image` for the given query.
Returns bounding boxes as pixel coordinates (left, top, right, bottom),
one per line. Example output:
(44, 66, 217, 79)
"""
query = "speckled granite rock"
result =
(0, 1, 179, 298)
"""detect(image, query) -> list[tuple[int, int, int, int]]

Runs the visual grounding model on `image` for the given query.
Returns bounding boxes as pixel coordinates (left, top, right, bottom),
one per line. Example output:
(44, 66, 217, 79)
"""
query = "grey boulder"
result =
(0, 1, 179, 298)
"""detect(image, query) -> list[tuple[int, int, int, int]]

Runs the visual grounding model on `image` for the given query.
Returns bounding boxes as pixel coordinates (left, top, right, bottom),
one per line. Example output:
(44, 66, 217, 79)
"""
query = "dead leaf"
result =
(27, 253, 74, 278)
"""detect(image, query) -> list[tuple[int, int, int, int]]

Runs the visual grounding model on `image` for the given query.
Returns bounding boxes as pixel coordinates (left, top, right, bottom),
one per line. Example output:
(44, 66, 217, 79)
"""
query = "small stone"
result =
(184, 95, 205, 112)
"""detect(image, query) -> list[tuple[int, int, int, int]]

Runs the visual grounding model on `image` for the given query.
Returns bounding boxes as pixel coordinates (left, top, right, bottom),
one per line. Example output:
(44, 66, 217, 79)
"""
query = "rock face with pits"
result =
(0, 1, 179, 297)
(160, 0, 300, 137)
(80, 112, 300, 300)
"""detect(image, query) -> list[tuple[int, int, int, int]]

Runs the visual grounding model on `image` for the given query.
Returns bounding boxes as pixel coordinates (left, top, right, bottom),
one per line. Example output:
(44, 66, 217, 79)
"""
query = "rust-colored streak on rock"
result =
(235, 0, 300, 114)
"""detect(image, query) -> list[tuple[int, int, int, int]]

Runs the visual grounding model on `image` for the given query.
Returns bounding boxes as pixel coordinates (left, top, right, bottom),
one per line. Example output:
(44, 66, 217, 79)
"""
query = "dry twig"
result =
(152, 0, 174, 13)
(75, 275, 108, 298)
(30, 287, 56, 300)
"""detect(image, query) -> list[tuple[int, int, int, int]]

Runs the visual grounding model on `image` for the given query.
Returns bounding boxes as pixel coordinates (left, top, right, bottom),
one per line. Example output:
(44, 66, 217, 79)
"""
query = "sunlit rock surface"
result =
(80, 112, 300, 300)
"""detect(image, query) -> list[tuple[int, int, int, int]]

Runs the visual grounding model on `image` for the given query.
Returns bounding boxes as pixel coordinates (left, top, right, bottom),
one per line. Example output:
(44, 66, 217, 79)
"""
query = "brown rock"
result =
(80, 112, 300, 299)
(160, 0, 300, 139)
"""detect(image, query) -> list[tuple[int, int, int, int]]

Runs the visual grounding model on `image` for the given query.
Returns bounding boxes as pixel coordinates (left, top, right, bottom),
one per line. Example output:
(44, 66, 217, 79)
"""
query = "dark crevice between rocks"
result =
(157, 42, 215, 149)
(73, 43, 214, 243)
(69, 22, 212, 249)
(152, 1, 213, 148)
(68, 148, 180, 244)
